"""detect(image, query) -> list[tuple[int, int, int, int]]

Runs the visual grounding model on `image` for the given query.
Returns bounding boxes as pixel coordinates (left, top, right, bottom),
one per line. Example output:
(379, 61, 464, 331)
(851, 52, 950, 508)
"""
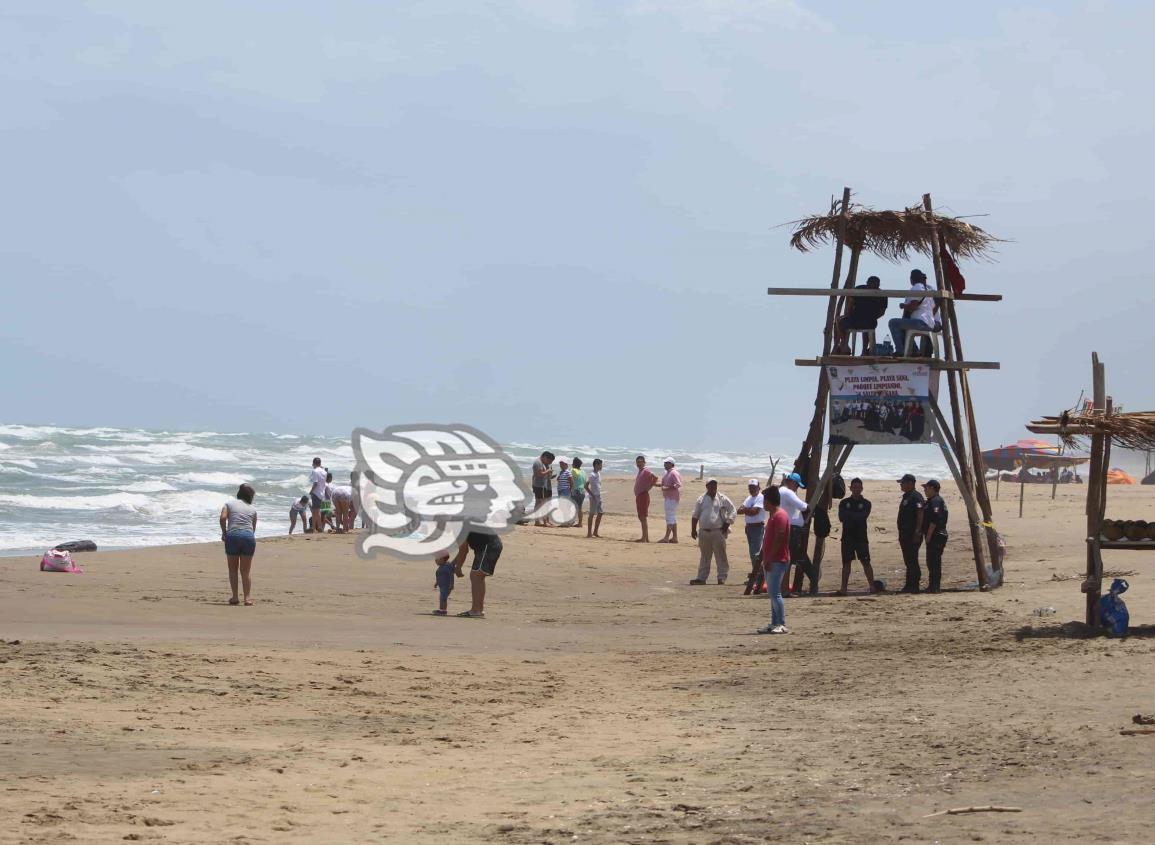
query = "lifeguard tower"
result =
(770, 189, 1005, 588)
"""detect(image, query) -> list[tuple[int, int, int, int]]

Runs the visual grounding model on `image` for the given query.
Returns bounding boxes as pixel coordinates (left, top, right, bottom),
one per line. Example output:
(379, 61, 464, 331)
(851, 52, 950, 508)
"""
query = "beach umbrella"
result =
(981, 439, 1060, 469)
(1106, 468, 1137, 485)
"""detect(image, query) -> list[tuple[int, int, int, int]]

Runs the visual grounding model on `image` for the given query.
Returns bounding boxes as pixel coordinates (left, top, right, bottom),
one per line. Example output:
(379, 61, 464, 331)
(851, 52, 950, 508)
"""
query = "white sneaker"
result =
(756, 624, 775, 634)
(771, 624, 789, 634)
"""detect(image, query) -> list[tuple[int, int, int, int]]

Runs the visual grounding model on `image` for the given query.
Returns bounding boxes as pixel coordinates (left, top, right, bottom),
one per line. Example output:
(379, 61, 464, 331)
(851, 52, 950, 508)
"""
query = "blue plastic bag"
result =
(1099, 578, 1129, 637)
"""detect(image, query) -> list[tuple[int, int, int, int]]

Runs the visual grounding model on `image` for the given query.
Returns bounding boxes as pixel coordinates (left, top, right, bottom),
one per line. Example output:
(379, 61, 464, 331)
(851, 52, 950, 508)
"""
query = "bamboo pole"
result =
(922, 194, 987, 579)
(1085, 353, 1106, 624)
(811, 443, 854, 574)
(928, 413, 988, 588)
(929, 397, 987, 586)
(795, 188, 852, 561)
(959, 373, 1001, 569)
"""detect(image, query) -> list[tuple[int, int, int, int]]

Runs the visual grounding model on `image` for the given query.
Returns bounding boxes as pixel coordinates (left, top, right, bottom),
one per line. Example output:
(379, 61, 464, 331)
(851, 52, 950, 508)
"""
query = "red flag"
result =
(940, 243, 966, 294)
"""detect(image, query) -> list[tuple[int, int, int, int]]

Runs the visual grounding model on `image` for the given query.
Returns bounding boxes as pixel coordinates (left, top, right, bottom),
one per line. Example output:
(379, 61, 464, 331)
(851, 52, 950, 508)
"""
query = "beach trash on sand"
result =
(40, 549, 84, 574)
(1099, 578, 1129, 637)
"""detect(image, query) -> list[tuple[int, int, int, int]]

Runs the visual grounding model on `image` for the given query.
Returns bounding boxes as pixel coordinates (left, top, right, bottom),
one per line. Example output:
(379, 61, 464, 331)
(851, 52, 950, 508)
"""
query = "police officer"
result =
(922, 479, 949, 593)
(837, 477, 878, 595)
(896, 473, 924, 593)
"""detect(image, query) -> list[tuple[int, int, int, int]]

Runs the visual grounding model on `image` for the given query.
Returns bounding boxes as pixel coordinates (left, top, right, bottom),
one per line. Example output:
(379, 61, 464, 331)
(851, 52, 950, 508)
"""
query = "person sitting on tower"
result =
(833, 275, 888, 355)
(888, 269, 937, 357)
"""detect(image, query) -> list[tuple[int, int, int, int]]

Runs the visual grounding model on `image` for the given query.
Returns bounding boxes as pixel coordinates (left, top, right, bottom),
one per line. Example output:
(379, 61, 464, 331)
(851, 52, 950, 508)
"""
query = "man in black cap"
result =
(922, 479, 949, 593)
(896, 473, 925, 593)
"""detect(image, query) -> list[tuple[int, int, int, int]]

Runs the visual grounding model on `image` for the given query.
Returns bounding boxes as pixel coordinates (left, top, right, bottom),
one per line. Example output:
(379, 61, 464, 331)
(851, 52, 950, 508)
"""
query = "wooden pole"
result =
(959, 372, 1001, 570)
(1084, 353, 1106, 625)
(1019, 473, 1025, 518)
(795, 188, 852, 560)
(922, 194, 987, 578)
(928, 412, 987, 588)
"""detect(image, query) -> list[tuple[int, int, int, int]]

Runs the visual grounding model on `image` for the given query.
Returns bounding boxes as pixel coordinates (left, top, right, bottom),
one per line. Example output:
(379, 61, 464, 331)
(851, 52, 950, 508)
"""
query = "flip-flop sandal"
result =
(243, 599, 255, 606)
(456, 611, 485, 618)
(228, 597, 240, 606)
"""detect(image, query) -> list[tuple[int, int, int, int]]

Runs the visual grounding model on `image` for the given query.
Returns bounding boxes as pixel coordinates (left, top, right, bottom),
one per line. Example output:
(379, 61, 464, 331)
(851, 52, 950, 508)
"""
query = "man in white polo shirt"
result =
(689, 479, 736, 585)
(888, 268, 937, 356)
(738, 479, 767, 595)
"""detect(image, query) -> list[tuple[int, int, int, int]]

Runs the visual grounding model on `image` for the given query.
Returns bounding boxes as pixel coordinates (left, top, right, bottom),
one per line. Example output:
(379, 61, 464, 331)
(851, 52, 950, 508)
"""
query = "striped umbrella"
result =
(981, 439, 1060, 471)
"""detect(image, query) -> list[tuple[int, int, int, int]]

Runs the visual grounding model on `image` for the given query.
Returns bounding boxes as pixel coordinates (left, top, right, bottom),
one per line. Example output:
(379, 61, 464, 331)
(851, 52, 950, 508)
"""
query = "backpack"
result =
(40, 549, 84, 573)
(832, 474, 846, 500)
(812, 507, 831, 539)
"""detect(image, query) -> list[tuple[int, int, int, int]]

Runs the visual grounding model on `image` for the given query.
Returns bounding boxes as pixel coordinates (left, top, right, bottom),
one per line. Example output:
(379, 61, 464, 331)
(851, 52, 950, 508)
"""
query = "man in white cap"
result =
(658, 458, 683, 543)
(689, 478, 736, 585)
(738, 478, 767, 594)
(779, 471, 818, 594)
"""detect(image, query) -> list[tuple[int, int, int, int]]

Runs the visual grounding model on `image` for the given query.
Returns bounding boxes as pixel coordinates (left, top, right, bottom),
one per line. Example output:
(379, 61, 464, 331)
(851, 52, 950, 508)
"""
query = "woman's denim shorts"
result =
(224, 529, 256, 557)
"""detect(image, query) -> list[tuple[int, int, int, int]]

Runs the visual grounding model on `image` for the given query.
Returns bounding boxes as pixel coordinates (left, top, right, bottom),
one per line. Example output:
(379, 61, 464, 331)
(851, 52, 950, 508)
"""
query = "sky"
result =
(2, 0, 1153, 454)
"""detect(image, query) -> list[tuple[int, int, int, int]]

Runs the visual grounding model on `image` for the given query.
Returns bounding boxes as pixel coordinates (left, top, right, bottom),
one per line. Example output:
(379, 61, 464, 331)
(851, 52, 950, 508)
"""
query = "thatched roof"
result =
(788, 200, 1003, 262)
(1028, 410, 1155, 452)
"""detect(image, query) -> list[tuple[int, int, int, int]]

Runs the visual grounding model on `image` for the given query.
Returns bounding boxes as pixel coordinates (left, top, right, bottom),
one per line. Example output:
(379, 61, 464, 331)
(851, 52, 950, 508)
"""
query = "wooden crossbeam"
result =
(794, 356, 1000, 371)
(767, 287, 1001, 302)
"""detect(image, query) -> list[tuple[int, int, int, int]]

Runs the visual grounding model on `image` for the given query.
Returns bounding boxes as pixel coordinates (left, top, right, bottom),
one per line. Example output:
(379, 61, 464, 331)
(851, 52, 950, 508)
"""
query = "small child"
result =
(433, 554, 457, 616)
(289, 496, 309, 535)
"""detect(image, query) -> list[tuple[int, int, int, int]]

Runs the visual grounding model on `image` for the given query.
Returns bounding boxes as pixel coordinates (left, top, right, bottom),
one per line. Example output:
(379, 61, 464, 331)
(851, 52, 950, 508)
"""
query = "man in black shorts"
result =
(449, 529, 503, 618)
(837, 478, 878, 595)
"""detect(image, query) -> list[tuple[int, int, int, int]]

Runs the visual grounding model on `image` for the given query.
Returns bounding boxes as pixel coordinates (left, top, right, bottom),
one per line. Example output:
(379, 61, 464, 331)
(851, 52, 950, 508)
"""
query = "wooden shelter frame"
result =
(1027, 354, 1155, 625)
(771, 189, 1004, 589)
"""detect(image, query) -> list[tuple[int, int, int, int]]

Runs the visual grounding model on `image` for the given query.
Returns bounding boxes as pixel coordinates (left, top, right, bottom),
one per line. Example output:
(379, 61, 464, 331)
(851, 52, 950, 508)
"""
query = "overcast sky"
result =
(2, 0, 1152, 452)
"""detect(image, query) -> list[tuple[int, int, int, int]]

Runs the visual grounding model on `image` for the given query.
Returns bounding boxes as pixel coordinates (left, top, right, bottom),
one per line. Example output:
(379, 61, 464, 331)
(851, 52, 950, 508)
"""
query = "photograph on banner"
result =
(827, 362, 934, 446)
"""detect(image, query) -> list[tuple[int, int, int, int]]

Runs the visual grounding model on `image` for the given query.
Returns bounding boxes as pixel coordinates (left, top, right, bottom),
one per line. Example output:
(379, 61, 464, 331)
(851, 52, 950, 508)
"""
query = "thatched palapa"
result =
(1028, 410, 1155, 452)
(788, 200, 1003, 262)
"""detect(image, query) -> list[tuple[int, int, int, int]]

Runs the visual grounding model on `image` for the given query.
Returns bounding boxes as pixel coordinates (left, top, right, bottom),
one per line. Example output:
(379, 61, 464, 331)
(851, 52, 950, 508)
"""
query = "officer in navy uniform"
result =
(837, 477, 878, 595)
(922, 479, 949, 593)
(896, 473, 925, 593)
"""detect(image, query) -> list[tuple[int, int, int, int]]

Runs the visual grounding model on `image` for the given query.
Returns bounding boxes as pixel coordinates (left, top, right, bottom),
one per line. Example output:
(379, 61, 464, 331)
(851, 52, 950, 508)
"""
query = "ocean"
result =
(1, 423, 1141, 555)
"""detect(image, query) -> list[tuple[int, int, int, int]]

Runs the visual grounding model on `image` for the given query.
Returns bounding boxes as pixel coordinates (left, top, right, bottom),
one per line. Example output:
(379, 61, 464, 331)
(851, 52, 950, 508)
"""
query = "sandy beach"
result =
(2, 475, 1154, 844)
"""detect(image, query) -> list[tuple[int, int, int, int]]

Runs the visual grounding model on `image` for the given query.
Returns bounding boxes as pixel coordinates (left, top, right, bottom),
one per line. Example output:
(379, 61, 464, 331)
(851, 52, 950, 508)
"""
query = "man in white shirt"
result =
(888, 269, 937, 356)
(308, 457, 328, 534)
(781, 471, 819, 595)
(738, 479, 767, 595)
(585, 458, 605, 539)
(689, 479, 737, 585)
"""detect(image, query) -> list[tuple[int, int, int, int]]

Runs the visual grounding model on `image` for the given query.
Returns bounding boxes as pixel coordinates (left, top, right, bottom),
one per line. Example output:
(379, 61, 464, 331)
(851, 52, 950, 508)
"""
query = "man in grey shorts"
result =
(585, 458, 605, 539)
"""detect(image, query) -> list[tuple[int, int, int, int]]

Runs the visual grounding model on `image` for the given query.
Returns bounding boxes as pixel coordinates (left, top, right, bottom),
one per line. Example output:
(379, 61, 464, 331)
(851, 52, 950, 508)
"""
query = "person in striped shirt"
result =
(555, 459, 574, 526)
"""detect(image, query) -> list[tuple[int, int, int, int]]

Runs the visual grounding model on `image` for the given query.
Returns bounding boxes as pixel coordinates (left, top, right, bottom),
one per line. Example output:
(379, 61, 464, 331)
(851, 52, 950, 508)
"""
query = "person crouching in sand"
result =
(220, 483, 258, 606)
(289, 495, 309, 535)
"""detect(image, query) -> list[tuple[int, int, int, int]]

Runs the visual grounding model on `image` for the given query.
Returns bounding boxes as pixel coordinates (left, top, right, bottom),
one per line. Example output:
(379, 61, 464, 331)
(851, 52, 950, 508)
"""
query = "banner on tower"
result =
(827, 362, 934, 445)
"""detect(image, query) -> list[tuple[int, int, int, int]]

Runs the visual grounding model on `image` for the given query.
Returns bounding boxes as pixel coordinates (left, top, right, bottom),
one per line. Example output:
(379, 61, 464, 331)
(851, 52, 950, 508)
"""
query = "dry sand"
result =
(2, 476, 1154, 844)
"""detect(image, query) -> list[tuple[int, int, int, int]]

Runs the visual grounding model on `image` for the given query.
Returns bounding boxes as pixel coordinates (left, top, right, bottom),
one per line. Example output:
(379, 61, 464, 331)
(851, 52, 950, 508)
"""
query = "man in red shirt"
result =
(633, 455, 660, 543)
(758, 485, 792, 634)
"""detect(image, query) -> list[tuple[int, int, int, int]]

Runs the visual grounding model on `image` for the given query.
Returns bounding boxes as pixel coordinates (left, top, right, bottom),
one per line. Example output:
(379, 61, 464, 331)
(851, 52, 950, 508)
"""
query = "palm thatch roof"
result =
(788, 199, 1003, 262)
(1028, 410, 1155, 452)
